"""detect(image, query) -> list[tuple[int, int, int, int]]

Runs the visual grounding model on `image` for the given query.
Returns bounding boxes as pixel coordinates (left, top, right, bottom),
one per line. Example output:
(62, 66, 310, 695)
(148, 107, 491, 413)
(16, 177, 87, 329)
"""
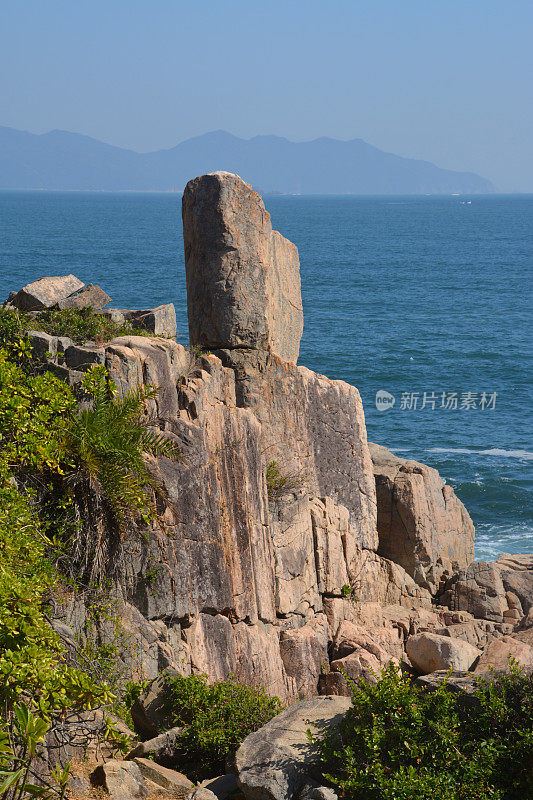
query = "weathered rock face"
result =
(183, 172, 303, 364)
(47, 331, 420, 705)
(474, 634, 533, 675)
(222, 353, 378, 542)
(441, 554, 533, 624)
(369, 442, 475, 594)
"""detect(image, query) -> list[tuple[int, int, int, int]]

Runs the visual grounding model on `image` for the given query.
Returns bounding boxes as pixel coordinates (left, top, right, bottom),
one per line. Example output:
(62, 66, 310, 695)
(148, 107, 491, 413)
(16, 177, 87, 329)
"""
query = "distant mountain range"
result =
(0, 126, 494, 194)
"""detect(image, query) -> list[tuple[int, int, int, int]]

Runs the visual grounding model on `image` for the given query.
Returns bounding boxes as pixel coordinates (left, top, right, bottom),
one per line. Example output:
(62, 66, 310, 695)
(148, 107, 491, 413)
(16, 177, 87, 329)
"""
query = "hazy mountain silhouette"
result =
(0, 126, 494, 194)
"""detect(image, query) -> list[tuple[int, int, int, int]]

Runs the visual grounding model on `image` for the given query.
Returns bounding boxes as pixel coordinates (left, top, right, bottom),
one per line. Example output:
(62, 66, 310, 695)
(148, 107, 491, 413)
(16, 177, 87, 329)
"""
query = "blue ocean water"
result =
(0, 191, 531, 561)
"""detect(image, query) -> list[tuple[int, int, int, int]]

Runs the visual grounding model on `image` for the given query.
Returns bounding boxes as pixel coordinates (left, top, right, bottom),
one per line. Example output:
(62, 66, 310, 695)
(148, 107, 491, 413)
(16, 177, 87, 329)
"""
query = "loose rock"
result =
(9, 275, 84, 310)
(57, 283, 111, 309)
(406, 632, 481, 674)
(133, 758, 194, 793)
(200, 774, 239, 800)
(236, 696, 351, 800)
(474, 634, 533, 674)
(91, 759, 148, 799)
(124, 303, 177, 338)
(125, 726, 184, 760)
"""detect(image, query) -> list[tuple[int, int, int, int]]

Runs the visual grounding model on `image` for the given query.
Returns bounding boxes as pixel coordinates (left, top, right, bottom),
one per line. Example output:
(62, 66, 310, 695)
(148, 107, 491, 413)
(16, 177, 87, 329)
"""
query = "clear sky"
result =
(1, 0, 532, 191)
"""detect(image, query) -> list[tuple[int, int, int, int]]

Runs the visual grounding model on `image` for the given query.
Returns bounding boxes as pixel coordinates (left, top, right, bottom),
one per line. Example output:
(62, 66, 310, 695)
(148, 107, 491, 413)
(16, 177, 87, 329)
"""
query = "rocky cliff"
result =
(27, 172, 531, 706)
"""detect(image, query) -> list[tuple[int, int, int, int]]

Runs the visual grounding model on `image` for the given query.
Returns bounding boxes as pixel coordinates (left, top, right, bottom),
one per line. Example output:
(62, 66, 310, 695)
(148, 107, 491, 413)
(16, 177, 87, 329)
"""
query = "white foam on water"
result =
(428, 447, 533, 460)
(474, 523, 533, 561)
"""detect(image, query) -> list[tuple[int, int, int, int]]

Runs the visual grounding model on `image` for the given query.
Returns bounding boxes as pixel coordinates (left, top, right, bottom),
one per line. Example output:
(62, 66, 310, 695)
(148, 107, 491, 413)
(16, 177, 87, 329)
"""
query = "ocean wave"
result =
(474, 523, 533, 561)
(428, 447, 533, 460)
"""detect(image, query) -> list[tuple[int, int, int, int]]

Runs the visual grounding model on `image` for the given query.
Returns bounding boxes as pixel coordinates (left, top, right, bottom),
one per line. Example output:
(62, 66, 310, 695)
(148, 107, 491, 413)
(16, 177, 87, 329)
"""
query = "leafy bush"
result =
(317, 662, 533, 800)
(265, 460, 306, 500)
(0, 705, 71, 799)
(63, 365, 180, 582)
(32, 306, 149, 344)
(163, 673, 283, 779)
(0, 313, 179, 775)
(67, 365, 180, 523)
(0, 307, 33, 366)
(0, 348, 76, 472)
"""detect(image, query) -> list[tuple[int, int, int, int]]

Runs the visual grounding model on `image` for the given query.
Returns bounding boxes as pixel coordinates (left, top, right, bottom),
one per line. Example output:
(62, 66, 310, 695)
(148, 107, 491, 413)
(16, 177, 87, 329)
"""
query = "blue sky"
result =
(1, 0, 531, 190)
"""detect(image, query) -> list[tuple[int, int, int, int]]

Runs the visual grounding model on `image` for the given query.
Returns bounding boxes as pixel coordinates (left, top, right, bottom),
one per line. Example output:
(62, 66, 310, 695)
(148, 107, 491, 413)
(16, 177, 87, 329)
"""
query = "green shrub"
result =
(0, 468, 112, 721)
(317, 662, 533, 800)
(0, 705, 71, 799)
(265, 460, 306, 500)
(66, 365, 180, 524)
(163, 673, 283, 779)
(32, 306, 149, 344)
(0, 348, 76, 472)
(0, 319, 179, 763)
(0, 307, 33, 366)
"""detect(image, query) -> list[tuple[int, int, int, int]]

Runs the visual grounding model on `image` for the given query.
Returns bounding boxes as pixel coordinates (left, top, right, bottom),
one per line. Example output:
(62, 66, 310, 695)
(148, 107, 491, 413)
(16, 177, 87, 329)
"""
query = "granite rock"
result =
(442, 554, 533, 623)
(183, 172, 303, 364)
(8, 274, 84, 310)
(406, 632, 481, 674)
(56, 283, 111, 309)
(91, 760, 148, 799)
(236, 696, 351, 800)
(474, 634, 533, 674)
(370, 442, 475, 593)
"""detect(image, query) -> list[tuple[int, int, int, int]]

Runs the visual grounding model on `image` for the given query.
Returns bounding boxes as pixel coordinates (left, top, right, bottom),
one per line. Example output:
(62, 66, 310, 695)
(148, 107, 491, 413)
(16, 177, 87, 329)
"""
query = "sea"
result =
(1, 191, 531, 561)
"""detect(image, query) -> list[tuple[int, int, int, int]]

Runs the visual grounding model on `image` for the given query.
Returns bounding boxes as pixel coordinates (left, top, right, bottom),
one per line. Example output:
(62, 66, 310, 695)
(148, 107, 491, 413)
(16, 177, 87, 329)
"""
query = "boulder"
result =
(199, 774, 239, 800)
(57, 283, 111, 309)
(125, 726, 184, 760)
(332, 619, 404, 662)
(124, 303, 178, 338)
(406, 632, 481, 674)
(182, 171, 303, 364)
(91, 760, 148, 799)
(330, 646, 392, 689)
(130, 667, 177, 738)
(133, 758, 194, 793)
(186, 790, 219, 800)
(300, 785, 338, 800)
(474, 634, 533, 674)
(415, 670, 481, 696)
(369, 442, 475, 593)
(235, 696, 351, 800)
(9, 275, 84, 310)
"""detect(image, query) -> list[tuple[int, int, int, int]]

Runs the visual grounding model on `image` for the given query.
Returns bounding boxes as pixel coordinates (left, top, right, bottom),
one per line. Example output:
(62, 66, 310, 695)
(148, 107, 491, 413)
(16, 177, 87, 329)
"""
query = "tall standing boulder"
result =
(182, 171, 303, 364)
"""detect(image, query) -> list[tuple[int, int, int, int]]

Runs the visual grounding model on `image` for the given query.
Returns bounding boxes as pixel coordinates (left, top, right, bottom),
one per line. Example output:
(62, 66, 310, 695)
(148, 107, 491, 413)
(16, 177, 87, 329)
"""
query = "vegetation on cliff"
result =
(318, 663, 533, 800)
(0, 306, 178, 793)
(36, 305, 150, 344)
